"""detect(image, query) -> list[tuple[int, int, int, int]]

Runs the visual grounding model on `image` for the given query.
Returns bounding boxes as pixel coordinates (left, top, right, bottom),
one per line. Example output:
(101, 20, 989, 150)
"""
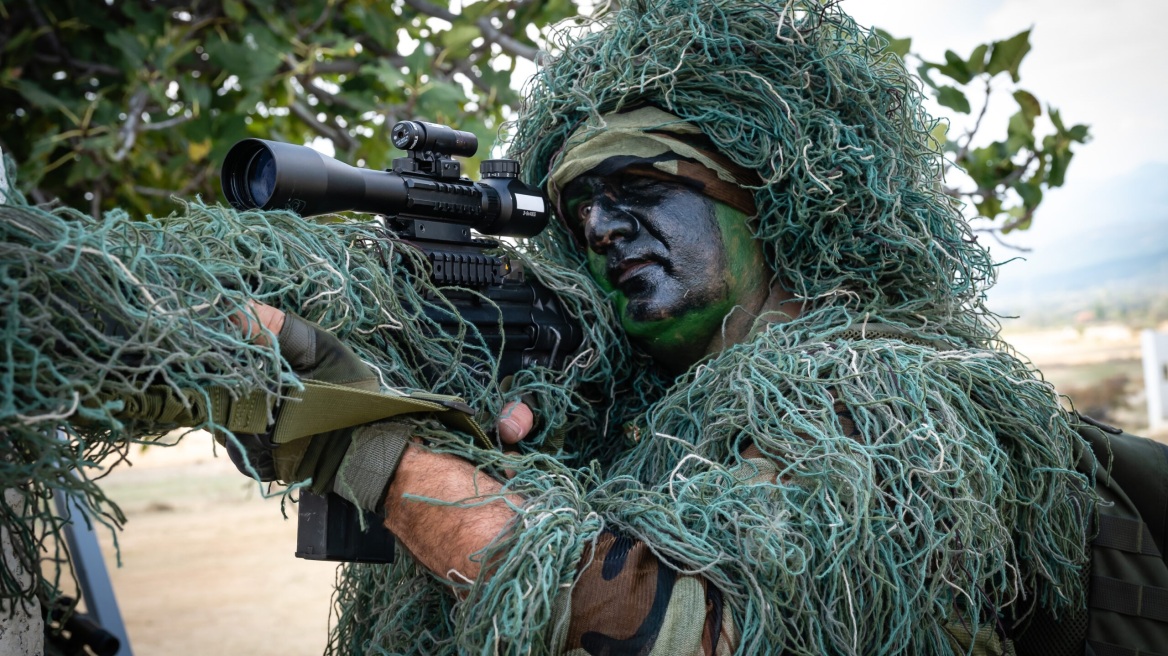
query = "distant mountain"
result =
(987, 162, 1168, 316)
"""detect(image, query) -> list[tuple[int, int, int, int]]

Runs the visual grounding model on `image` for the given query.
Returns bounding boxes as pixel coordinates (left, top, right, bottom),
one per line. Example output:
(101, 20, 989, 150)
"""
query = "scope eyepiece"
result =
(391, 121, 477, 158)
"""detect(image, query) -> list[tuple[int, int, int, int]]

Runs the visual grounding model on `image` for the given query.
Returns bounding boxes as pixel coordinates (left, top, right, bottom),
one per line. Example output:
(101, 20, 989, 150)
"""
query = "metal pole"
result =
(54, 432, 134, 655)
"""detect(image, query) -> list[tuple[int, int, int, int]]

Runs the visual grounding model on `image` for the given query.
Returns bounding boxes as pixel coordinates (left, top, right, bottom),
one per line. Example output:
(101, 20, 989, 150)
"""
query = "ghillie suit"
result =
(337, 0, 1096, 653)
(1, 1, 1097, 655)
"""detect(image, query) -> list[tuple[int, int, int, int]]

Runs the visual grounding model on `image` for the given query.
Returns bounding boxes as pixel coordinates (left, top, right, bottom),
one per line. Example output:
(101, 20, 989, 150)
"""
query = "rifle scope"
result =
(221, 121, 549, 238)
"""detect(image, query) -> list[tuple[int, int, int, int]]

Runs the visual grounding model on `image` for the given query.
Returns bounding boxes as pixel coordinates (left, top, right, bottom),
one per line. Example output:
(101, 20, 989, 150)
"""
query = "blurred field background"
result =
(85, 438, 337, 655)
(1007, 322, 1167, 438)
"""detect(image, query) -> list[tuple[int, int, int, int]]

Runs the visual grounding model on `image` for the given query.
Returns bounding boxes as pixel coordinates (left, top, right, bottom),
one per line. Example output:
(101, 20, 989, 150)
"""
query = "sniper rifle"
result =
(221, 120, 583, 563)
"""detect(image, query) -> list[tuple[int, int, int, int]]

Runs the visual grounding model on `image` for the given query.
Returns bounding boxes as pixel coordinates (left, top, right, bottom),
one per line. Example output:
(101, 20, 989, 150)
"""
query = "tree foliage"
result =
(878, 27, 1091, 240)
(1, 2, 1085, 240)
(0, 0, 578, 217)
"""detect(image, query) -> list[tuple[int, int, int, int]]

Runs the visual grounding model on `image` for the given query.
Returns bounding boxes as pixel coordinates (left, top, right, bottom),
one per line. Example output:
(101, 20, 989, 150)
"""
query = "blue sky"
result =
(845, 0, 1168, 310)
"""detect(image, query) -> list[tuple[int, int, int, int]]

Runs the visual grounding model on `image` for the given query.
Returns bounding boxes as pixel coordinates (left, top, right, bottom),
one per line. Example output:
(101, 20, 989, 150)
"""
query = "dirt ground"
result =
(78, 323, 1163, 655)
(89, 438, 338, 655)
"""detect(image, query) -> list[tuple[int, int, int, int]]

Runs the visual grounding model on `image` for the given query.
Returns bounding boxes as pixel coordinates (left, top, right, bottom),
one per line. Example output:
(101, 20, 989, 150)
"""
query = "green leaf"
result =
(365, 61, 407, 89)
(477, 65, 519, 107)
(1013, 90, 1041, 120)
(1068, 124, 1090, 142)
(441, 24, 482, 59)
(1014, 179, 1043, 210)
(1049, 107, 1067, 133)
(184, 112, 213, 144)
(65, 154, 102, 187)
(938, 50, 973, 84)
(1047, 148, 1073, 187)
(874, 28, 912, 59)
(406, 48, 432, 79)
(966, 43, 989, 75)
(1003, 205, 1032, 232)
(106, 30, 148, 69)
(928, 120, 951, 152)
(963, 144, 1001, 189)
(416, 81, 468, 122)
(10, 80, 76, 118)
(916, 62, 938, 90)
(120, 3, 167, 37)
(975, 194, 1003, 220)
(327, 37, 362, 58)
(936, 85, 971, 114)
(203, 37, 282, 88)
(520, 0, 576, 28)
(462, 1, 507, 22)
(161, 38, 200, 70)
(182, 79, 211, 116)
(1, 25, 39, 53)
(223, 0, 249, 23)
(1006, 110, 1036, 150)
(344, 5, 396, 47)
(334, 91, 379, 114)
(987, 29, 1031, 82)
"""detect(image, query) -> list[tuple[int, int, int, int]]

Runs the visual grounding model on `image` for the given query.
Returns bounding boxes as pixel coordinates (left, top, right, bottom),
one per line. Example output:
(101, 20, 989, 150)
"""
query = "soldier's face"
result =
(562, 170, 769, 364)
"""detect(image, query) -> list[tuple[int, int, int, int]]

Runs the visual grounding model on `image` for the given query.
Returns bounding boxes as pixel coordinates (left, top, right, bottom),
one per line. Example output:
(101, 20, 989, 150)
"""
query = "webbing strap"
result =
(1087, 638, 1168, 656)
(1091, 576, 1168, 622)
(217, 388, 273, 434)
(129, 382, 491, 449)
(113, 385, 272, 434)
(1095, 515, 1163, 557)
(270, 380, 490, 449)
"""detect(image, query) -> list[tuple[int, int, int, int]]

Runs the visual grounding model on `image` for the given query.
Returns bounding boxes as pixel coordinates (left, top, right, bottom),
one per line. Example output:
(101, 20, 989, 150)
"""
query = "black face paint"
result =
(563, 171, 769, 366)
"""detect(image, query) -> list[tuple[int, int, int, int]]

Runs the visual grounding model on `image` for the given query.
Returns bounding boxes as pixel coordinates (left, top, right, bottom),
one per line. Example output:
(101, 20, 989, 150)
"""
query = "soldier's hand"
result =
(226, 301, 379, 486)
(497, 401, 534, 445)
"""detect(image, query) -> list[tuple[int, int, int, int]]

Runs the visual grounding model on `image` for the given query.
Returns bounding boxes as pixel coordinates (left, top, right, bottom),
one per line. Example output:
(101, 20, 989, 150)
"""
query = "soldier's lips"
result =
(613, 259, 656, 285)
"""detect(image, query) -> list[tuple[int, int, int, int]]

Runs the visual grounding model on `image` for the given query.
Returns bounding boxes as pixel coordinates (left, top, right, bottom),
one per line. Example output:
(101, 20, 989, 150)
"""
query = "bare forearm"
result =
(383, 444, 518, 582)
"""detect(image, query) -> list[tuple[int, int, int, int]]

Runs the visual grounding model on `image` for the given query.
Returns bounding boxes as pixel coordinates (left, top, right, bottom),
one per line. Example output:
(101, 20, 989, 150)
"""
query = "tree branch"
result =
(298, 3, 336, 40)
(948, 151, 1040, 201)
(131, 164, 210, 199)
(355, 37, 410, 68)
(31, 53, 120, 77)
(954, 76, 993, 165)
(450, 59, 494, 96)
(300, 77, 366, 113)
(972, 226, 1033, 252)
(111, 89, 149, 162)
(24, 0, 75, 78)
(996, 206, 1037, 235)
(141, 113, 194, 132)
(89, 187, 102, 220)
(402, 0, 540, 62)
(289, 100, 358, 151)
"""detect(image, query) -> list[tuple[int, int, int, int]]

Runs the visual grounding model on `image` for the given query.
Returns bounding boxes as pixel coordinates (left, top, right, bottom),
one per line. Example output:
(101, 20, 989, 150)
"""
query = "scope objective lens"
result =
(247, 148, 277, 207)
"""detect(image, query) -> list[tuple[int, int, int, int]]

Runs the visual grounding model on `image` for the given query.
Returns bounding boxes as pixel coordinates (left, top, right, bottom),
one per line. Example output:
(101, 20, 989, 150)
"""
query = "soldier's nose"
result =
(583, 200, 639, 253)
